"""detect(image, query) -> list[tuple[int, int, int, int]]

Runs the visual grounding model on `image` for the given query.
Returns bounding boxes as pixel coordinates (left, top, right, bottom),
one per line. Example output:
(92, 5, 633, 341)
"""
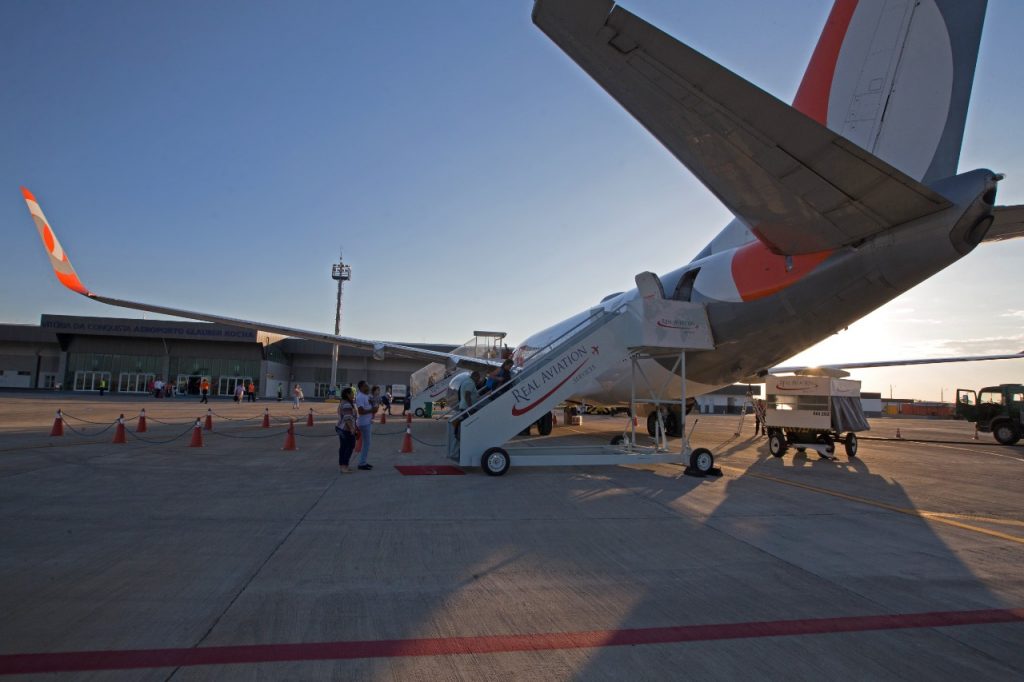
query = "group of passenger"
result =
(335, 380, 381, 473)
(449, 359, 515, 437)
(146, 378, 175, 399)
(456, 359, 514, 412)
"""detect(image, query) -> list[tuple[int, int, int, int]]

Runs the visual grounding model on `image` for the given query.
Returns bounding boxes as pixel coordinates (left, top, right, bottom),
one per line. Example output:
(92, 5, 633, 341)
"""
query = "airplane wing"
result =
(770, 351, 1024, 377)
(532, 0, 953, 255)
(982, 205, 1024, 243)
(21, 187, 502, 373)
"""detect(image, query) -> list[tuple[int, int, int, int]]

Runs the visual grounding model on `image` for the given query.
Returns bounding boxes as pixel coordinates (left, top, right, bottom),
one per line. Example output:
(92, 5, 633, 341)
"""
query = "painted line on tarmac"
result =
(719, 465, 1024, 545)
(1, 608, 1021, 675)
(913, 440, 1024, 463)
(861, 437, 1024, 462)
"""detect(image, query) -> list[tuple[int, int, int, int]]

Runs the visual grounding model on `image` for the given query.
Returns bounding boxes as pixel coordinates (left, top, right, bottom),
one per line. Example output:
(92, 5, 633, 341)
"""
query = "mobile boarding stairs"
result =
(448, 272, 718, 476)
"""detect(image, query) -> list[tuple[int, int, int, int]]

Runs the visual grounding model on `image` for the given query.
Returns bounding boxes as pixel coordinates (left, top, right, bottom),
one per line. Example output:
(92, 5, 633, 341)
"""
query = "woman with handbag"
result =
(336, 387, 357, 474)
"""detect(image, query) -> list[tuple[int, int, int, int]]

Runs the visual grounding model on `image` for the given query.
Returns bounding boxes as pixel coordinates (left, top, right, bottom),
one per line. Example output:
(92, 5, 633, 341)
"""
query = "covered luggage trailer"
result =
(763, 375, 869, 459)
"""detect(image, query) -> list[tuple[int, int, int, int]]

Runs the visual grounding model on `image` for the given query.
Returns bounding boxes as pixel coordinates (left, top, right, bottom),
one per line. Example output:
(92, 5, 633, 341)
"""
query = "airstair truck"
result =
(764, 375, 869, 458)
(955, 384, 1024, 445)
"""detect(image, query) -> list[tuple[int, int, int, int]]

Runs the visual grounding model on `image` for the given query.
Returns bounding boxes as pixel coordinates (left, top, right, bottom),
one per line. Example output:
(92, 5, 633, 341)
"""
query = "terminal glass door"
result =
(73, 371, 111, 392)
(118, 372, 155, 394)
(218, 376, 252, 397)
(177, 375, 209, 396)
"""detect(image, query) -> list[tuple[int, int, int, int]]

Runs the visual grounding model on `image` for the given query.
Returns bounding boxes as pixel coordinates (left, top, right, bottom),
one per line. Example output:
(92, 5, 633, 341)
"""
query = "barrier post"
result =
(400, 425, 414, 454)
(262, 408, 270, 428)
(306, 408, 314, 427)
(49, 409, 64, 437)
(112, 415, 127, 444)
(189, 418, 204, 447)
(137, 409, 148, 433)
(204, 408, 214, 431)
(282, 419, 297, 451)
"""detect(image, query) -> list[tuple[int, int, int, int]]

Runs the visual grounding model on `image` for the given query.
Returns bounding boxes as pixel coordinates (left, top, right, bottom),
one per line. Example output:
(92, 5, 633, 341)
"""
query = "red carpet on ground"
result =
(394, 465, 465, 476)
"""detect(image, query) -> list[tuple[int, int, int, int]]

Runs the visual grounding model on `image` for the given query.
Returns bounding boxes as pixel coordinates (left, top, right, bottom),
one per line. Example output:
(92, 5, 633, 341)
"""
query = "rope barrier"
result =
(63, 421, 116, 437)
(210, 411, 264, 422)
(294, 432, 339, 439)
(61, 412, 124, 425)
(145, 416, 197, 426)
(371, 428, 408, 437)
(411, 434, 446, 447)
(207, 430, 289, 440)
(124, 423, 197, 445)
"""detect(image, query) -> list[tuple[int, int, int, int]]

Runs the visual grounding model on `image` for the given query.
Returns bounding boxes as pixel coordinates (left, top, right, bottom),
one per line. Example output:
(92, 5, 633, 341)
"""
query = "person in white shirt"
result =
(355, 380, 375, 470)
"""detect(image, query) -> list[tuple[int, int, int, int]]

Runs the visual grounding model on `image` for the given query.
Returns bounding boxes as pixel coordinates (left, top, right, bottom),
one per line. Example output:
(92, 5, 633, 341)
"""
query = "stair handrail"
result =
(447, 300, 632, 424)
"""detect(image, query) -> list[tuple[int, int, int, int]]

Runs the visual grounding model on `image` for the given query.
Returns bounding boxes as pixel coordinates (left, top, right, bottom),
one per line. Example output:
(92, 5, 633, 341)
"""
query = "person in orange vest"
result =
(199, 378, 210, 404)
(247, 380, 257, 402)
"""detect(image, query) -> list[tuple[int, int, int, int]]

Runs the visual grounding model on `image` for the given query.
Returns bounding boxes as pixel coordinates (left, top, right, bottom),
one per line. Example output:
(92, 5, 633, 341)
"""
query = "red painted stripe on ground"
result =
(394, 465, 465, 476)
(2, 608, 1021, 675)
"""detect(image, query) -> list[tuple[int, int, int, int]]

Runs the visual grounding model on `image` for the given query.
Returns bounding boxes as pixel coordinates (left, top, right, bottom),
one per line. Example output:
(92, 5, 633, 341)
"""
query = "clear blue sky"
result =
(2, 0, 1022, 400)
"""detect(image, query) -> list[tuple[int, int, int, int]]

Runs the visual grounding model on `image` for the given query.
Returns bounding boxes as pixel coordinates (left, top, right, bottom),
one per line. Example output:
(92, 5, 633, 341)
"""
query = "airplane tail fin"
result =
(794, 0, 987, 183)
(21, 187, 93, 297)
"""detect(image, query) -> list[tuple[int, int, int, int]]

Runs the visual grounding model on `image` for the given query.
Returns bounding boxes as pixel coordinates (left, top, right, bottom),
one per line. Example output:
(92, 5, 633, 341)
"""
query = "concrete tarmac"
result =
(0, 394, 1022, 680)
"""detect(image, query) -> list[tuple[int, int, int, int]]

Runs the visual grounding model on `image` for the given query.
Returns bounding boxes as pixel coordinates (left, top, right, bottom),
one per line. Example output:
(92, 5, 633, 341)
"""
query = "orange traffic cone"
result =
(137, 409, 148, 433)
(306, 408, 314, 427)
(400, 425, 414, 454)
(112, 415, 127, 444)
(189, 419, 203, 448)
(49, 409, 64, 437)
(895, 428, 902, 439)
(282, 419, 297, 451)
(204, 408, 214, 431)
(380, 411, 387, 425)
(262, 408, 270, 428)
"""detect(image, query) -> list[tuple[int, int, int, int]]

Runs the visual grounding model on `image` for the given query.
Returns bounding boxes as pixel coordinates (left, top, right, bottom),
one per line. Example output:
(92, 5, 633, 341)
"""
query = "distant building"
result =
(0, 314, 454, 398)
(695, 384, 761, 414)
(881, 398, 953, 418)
(697, 386, 882, 417)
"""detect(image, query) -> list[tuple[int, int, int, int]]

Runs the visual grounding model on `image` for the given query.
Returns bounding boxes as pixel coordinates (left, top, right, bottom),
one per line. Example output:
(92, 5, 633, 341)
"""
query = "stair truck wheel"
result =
(414, 408, 424, 418)
(689, 448, 714, 474)
(610, 434, 625, 446)
(536, 412, 553, 436)
(482, 447, 510, 476)
(993, 421, 1021, 445)
(817, 433, 835, 457)
(646, 412, 658, 437)
(845, 432, 859, 457)
(769, 431, 787, 458)
(665, 411, 681, 438)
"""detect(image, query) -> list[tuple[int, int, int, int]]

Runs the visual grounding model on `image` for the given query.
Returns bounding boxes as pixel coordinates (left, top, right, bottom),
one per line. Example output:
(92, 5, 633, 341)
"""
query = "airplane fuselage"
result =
(515, 169, 1000, 407)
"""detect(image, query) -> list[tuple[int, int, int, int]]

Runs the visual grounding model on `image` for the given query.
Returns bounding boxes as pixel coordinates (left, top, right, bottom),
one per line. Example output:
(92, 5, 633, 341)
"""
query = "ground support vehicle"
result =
(955, 384, 1024, 445)
(448, 277, 718, 476)
(763, 375, 869, 459)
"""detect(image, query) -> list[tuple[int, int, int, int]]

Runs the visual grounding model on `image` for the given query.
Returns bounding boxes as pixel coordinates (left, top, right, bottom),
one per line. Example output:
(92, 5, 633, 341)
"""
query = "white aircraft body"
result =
(22, 0, 1024, 435)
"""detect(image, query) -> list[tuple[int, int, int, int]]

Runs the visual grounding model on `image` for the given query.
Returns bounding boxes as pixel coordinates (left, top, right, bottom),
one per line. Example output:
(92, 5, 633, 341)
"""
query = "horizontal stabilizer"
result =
(533, 0, 952, 255)
(983, 205, 1024, 243)
(772, 351, 1024, 375)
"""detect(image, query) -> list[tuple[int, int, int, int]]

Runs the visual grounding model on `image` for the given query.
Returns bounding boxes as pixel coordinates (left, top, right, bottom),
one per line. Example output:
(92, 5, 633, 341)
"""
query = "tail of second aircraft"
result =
(793, 0, 987, 184)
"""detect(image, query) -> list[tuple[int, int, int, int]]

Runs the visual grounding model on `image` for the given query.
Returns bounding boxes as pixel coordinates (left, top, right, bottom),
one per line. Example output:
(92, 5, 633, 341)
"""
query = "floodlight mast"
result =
(330, 252, 351, 391)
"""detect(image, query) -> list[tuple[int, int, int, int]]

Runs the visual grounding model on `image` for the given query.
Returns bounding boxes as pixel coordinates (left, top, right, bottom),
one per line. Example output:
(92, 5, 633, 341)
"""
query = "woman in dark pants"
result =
(336, 387, 357, 474)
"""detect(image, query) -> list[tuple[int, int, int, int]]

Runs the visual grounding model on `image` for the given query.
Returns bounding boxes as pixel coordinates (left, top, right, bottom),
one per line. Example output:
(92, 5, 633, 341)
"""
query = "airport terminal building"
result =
(0, 314, 452, 398)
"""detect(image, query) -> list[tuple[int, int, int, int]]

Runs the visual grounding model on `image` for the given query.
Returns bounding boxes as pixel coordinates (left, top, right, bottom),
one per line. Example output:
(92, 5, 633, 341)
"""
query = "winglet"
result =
(21, 187, 92, 296)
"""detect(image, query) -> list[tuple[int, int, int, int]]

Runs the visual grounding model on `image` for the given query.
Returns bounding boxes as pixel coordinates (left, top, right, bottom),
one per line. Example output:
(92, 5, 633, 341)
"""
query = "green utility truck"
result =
(955, 384, 1024, 445)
